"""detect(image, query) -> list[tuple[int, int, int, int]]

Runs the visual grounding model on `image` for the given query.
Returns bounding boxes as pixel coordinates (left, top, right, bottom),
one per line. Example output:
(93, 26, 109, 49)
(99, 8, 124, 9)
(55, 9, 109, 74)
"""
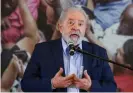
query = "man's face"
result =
(59, 10, 87, 45)
(118, 5, 133, 35)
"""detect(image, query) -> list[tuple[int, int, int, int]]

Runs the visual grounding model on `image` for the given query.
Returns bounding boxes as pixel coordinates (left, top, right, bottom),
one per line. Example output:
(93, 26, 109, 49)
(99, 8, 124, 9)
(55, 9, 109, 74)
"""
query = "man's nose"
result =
(71, 28, 80, 33)
(73, 22, 78, 29)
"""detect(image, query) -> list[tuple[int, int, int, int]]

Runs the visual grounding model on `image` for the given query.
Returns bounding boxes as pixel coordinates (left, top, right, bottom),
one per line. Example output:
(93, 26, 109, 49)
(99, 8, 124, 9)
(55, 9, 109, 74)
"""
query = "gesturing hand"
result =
(12, 54, 24, 78)
(51, 68, 75, 88)
(74, 70, 92, 91)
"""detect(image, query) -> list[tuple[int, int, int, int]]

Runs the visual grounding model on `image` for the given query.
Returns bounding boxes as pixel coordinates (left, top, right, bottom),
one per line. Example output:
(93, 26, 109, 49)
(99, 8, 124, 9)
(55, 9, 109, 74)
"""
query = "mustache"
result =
(70, 28, 80, 35)
(71, 28, 80, 32)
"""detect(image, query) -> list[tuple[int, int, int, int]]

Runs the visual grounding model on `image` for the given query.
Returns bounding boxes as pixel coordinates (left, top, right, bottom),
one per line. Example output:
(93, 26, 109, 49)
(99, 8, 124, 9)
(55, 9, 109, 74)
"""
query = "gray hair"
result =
(58, 5, 89, 25)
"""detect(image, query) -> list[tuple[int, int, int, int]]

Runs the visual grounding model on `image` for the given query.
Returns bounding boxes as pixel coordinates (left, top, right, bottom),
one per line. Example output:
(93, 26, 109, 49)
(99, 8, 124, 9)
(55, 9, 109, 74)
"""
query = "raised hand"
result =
(12, 54, 24, 78)
(51, 68, 75, 88)
(74, 70, 92, 91)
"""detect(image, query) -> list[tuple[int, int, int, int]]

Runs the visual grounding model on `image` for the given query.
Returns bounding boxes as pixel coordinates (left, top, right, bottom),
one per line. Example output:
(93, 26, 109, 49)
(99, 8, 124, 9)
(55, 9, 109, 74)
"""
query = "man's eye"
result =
(69, 21, 73, 25)
(79, 23, 83, 26)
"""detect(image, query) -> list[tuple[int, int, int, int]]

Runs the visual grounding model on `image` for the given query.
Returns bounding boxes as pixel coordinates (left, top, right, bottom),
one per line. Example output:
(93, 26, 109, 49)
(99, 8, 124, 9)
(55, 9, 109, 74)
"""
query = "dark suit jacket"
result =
(21, 38, 117, 92)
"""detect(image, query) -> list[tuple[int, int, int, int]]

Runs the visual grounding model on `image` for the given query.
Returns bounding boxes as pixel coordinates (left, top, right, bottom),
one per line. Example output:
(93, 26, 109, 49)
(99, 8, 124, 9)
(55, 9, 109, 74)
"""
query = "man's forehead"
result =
(68, 18, 85, 22)
(66, 10, 86, 21)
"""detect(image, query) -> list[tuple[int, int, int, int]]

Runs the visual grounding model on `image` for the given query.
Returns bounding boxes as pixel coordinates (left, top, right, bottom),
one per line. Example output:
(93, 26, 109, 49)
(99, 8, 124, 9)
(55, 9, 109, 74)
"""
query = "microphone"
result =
(68, 42, 75, 56)
(75, 47, 133, 71)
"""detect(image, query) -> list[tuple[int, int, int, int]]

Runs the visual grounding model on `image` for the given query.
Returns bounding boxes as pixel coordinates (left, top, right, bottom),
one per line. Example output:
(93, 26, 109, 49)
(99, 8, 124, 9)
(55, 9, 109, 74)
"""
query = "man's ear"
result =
(86, 25, 89, 31)
(58, 23, 63, 33)
(85, 22, 90, 34)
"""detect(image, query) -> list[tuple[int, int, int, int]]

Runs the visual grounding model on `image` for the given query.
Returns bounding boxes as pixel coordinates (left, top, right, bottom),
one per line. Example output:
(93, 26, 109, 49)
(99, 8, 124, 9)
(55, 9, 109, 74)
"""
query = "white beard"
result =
(62, 33, 83, 45)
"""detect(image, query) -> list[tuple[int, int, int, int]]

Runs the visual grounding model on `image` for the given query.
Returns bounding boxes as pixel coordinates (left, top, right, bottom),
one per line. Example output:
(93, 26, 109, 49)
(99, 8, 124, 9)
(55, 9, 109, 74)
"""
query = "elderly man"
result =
(21, 6, 116, 92)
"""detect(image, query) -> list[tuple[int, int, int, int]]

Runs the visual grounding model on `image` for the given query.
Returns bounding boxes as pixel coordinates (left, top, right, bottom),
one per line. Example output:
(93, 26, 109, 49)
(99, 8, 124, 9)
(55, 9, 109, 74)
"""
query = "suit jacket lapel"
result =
(79, 41, 94, 92)
(51, 38, 65, 76)
(51, 38, 67, 92)
(82, 41, 93, 76)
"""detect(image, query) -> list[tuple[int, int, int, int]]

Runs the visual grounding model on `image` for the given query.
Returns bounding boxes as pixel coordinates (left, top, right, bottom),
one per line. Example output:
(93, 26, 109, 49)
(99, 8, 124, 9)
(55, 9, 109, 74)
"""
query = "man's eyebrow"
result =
(68, 19, 85, 23)
(68, 18, 74, 20)
(79, 20, 84, 23)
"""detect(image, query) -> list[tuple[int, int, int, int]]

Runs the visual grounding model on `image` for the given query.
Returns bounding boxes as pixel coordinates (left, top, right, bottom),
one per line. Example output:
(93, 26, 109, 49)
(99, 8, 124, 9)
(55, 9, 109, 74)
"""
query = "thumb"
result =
(12, 54, 18, 60)
(55, 68, 63, 77)
(84, 70, 90, 79)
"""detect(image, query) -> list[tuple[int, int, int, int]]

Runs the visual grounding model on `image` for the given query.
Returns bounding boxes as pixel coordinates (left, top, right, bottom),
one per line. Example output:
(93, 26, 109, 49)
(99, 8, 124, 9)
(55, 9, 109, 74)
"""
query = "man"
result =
(117, 4, 133, 35)
(21, 6, 116, 92)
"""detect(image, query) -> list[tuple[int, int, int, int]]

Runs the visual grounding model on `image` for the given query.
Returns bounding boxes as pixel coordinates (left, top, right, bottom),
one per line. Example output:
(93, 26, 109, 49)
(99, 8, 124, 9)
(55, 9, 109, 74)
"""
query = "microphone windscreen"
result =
(68, 41, 75, 56)
(67, 41, 74, 46)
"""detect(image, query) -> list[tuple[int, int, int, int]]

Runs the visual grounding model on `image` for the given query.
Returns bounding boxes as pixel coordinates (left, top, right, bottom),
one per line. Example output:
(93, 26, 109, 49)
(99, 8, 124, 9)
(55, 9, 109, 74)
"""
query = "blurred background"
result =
(1, 0, 133, 92)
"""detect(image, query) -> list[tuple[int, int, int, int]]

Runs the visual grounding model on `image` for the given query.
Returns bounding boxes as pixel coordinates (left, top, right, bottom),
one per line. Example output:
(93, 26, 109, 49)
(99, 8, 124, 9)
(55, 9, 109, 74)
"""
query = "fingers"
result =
(16, 60, 24, 71)
(18, 60, 24, 78)
(12, 54, 24, 72)
(19, 60, 24, 71)
(74, 82, 80, 88)
(55, 68, 63, 77)
(65, 79, 73, 84)
(64, 79, 74, 88)
(64, 74, 75, 81)
(74, 75, 80, 82)
(64, 82, 73, 88)
(52, 73, 74, 88)
(11, 55, 19, 68)
(12, 54, 19, 61)
(12, 54, 17, 59)
(84, 70, 90, 80)
(74, 78, 90, 91)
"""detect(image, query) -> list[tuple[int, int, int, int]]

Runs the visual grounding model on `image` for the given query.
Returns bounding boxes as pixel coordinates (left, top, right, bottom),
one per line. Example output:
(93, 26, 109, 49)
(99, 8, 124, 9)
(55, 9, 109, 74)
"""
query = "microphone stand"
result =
(74, 47, 133, 71)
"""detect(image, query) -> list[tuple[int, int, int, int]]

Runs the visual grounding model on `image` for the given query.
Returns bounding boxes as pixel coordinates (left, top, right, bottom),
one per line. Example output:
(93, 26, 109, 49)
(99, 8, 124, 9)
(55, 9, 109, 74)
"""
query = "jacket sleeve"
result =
(90, 48, 117, 92)
(21, 44, 52, 92)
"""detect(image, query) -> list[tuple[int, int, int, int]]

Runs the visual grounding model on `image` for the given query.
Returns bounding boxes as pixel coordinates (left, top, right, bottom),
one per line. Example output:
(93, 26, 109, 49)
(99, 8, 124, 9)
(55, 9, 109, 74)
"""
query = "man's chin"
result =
(70, 37, 82, 45)
(62, 35, 82, 45)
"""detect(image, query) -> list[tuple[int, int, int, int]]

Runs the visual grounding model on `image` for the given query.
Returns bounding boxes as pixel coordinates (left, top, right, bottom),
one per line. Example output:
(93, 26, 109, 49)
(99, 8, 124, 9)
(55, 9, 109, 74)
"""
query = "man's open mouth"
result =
(70, 34, 79, 38)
